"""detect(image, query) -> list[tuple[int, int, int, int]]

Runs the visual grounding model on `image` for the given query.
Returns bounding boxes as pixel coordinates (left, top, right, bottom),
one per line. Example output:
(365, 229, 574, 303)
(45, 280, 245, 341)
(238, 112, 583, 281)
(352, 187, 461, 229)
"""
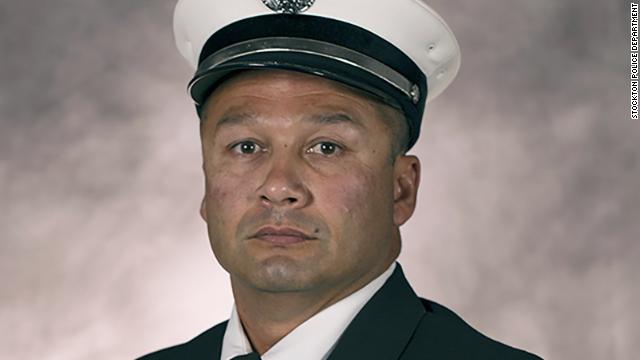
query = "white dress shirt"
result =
(220, 262, 397, 360)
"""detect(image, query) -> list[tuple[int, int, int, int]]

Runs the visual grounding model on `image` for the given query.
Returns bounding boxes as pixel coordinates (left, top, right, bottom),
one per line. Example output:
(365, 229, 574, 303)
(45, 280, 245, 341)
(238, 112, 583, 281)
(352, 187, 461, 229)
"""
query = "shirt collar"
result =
(221, 262, 397, 360)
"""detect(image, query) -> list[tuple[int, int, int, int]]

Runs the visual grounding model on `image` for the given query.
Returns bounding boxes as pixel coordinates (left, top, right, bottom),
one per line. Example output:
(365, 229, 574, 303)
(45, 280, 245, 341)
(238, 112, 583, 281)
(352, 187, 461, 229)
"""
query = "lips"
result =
(252, 226, 315, 245)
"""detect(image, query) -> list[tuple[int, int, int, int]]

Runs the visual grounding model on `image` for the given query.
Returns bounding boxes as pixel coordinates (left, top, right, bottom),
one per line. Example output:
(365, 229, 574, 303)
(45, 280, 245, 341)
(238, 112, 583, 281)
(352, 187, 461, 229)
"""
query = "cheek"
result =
(203, 149, 257, 205)
(204, 170, 254, 228)
(206, 174, 235, 204)
(316, 171, 393, 267)
(318, 169, 392, 228)
(332, 181, 371, 217)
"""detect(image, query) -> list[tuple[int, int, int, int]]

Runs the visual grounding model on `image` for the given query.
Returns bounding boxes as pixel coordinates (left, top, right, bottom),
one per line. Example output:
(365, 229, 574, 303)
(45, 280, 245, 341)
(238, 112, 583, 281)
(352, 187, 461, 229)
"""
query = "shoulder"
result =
(136, 321, 228, 360)
(402, 298, 543, 360)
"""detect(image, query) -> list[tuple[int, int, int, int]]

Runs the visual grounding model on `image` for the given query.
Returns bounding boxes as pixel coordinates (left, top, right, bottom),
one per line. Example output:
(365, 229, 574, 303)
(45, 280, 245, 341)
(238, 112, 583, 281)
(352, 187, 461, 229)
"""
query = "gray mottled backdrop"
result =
(0, 1, 636, 359)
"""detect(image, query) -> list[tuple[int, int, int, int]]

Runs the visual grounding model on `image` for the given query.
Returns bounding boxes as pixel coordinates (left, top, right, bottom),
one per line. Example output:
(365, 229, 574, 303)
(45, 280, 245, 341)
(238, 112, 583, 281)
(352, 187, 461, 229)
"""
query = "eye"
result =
(307, 141, 342, 156)
(230, 140, 264, 155)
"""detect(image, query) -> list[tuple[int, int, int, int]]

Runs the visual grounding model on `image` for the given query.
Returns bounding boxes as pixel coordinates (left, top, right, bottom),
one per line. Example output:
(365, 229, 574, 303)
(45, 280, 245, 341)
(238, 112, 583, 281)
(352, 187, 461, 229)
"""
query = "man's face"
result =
(199, 69, 419, 295)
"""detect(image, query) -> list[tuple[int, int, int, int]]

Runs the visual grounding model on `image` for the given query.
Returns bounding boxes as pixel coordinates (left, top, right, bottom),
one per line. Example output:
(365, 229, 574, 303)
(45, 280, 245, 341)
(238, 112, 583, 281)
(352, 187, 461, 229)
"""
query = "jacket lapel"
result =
(186, 320, 228, 359)
(327, 264, 427, 360)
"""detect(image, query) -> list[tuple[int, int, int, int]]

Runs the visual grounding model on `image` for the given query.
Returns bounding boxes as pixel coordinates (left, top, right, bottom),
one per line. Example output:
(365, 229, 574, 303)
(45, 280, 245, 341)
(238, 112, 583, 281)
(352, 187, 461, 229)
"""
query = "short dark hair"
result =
(372, 101, 409, 164)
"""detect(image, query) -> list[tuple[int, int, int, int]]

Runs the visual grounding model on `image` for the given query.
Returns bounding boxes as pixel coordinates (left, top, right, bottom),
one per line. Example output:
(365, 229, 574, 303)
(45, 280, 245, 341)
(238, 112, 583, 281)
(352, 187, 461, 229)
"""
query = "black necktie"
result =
(231, 353, 262, 360)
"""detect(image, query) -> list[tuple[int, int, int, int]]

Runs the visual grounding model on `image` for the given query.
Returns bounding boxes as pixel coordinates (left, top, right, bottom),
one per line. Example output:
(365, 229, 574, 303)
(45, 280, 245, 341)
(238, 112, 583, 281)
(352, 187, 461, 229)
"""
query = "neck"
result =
(230, 261, 394, 354)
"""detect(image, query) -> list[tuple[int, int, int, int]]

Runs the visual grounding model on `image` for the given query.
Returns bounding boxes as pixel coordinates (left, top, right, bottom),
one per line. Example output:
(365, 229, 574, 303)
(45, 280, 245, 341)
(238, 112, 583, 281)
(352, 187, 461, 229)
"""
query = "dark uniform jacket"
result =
(139, 265, 542, 359)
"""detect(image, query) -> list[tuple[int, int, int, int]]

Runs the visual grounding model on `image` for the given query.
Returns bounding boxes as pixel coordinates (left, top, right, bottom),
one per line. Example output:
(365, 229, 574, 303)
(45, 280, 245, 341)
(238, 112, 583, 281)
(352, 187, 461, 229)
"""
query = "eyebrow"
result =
(214, 112, 258, 131)
(214, 111, 365, 131)
(307, 113, 365, 130)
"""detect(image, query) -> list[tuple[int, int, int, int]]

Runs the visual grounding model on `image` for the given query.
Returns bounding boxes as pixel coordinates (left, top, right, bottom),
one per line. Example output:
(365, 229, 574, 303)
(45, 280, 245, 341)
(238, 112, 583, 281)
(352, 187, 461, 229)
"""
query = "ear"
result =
(392, 155, 421, 226)
(199, 196, 208, 223)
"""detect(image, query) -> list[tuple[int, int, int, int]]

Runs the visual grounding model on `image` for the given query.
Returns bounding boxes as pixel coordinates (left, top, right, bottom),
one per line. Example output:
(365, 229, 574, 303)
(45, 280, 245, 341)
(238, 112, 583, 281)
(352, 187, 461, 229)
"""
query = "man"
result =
(140, 0, 542, 359)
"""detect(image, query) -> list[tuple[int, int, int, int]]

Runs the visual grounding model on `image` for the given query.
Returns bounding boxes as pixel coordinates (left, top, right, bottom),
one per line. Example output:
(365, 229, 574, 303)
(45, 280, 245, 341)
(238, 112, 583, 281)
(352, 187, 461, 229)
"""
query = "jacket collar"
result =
(327, 264, 427, 360)
(186, 263, 426, 360)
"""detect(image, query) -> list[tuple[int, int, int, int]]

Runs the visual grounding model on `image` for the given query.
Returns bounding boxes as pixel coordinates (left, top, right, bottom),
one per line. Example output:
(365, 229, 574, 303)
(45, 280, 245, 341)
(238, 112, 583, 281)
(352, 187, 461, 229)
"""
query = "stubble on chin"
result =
(236, 253, 326, 293)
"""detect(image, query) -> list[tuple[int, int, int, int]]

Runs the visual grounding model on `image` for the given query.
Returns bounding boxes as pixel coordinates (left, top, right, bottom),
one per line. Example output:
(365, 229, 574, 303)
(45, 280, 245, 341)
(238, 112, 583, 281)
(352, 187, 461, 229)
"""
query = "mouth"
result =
(251, 226, 316, 245)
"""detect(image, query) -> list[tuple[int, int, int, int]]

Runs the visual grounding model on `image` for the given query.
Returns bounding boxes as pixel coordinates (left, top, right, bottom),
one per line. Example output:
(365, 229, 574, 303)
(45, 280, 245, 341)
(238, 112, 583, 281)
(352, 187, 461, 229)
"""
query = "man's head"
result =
(198, 69, 420, 294)
(173, 0, 461, 298)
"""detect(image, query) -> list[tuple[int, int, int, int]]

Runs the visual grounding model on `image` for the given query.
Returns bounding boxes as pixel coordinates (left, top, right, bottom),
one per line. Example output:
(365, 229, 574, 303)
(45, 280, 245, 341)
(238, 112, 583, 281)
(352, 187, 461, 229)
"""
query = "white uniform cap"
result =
(173, 0, 461, 149)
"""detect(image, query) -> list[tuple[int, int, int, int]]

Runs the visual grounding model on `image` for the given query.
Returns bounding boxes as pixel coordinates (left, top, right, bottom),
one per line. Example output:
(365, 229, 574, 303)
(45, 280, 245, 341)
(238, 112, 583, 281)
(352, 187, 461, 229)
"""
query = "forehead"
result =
(202, 69, 390, 120)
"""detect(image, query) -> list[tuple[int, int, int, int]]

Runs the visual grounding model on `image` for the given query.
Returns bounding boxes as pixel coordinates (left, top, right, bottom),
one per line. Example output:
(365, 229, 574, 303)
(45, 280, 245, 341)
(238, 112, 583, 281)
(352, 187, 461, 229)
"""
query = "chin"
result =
(248, 255, 323, 292)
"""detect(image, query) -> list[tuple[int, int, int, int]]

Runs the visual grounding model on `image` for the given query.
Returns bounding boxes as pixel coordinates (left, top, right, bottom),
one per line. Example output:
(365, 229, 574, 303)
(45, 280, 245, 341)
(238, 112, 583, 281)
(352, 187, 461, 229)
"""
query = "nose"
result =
(256, 156, 311, 209)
